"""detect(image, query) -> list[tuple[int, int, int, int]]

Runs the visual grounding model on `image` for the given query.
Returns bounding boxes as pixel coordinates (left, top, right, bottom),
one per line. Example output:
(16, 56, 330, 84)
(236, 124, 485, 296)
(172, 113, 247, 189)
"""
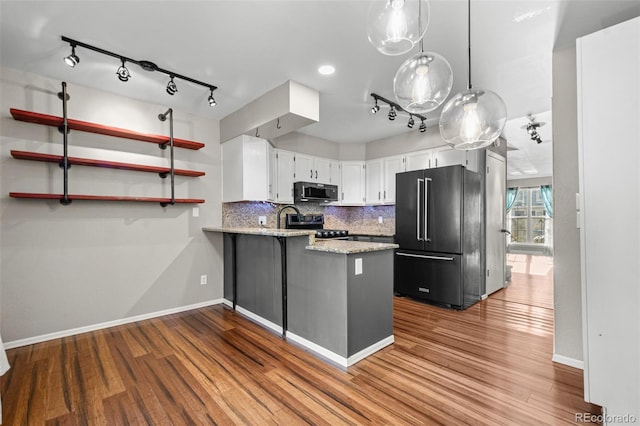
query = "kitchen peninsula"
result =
(202, 227, 397, 367)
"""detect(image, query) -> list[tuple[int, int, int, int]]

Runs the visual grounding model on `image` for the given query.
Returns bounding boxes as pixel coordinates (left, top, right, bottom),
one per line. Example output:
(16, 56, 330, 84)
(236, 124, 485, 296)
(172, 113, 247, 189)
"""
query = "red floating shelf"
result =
(10, 108, 205, 150)
(11, 150, 205, 177)
(10, 192, 205, 204)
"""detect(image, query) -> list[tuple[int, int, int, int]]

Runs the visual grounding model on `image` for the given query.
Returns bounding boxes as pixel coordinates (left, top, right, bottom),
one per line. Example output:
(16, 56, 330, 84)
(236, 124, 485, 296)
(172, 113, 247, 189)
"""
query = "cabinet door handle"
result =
(417, 178, 423, 241)
(315, 170, 318, 179)
(378, 191, 381, 200)
(384, 190, 387, 199)
(310, 169, 313, 179)
(396, 252, 454, 261)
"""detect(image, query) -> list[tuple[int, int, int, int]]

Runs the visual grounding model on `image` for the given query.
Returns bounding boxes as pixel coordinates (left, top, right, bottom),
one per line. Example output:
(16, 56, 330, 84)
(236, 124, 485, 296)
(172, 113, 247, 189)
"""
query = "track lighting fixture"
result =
(388, 105, 397, 120)
(208, 88, 217, 107)
(61, 35, 218, 106)
(166, 76, 178, 95)
(64, 44, 80, 68)
(370, 93, 427, 132)
(116, 58, 131, 82)
(419, 118, 427, 132)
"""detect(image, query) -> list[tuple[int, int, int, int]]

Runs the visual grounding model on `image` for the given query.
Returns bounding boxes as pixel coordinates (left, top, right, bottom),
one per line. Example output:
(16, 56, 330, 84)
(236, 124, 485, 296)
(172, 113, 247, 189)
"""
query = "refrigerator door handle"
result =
(396, 252, 454, 261)
(417, 178, 424, 241)
(424, 177, 432, 242)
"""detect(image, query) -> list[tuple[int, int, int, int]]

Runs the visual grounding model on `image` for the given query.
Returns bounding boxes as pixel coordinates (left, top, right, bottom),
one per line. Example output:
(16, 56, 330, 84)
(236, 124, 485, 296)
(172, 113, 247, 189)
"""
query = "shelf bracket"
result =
(59, 82, 72, 206)
(158, 108, 175, 206)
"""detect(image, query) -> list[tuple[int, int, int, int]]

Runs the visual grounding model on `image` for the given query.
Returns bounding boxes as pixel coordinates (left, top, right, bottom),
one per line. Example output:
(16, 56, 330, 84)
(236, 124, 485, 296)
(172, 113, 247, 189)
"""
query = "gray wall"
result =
(551, 46, 583, 362)
(0, 67, 224, 343)
(272, 131, 340, 159)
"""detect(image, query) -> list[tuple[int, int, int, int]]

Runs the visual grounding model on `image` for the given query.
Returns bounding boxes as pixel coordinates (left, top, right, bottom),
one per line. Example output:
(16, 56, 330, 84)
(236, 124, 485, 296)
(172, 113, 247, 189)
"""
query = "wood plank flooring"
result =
(2, 267, 599, 425)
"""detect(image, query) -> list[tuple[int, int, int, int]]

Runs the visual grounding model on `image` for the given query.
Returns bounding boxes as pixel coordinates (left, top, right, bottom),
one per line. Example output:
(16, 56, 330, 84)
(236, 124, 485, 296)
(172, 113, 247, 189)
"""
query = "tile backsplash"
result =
(222, 202, 395, 236)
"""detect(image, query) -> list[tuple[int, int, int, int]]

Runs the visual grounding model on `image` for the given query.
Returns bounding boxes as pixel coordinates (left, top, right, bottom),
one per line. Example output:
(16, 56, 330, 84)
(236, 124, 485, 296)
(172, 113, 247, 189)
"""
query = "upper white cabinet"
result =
(340, 161, 365, 205)
(294, 153, 334, 185)
(405, 146, 477, 173)
(365, 159, 384, 205)
(405, 150, 432, 171)
(383, 155, 406, 203)
(329, 160, 341, 187)
(222, 135, 272, 202)
(274, 149, 295, 204)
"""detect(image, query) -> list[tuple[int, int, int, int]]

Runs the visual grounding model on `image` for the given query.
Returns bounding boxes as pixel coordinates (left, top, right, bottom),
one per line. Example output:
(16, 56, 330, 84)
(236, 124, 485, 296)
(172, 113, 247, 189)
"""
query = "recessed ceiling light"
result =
(318, 65, 335, 75)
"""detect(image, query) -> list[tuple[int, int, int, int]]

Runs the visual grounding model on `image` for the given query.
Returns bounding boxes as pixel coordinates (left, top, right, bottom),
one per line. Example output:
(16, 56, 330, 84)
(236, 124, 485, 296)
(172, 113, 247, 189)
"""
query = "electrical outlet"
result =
(378, 216, 383, 224)
(355, 258, 363, 275)
(200, 275, 207, 285)
(192, 207, 199, 217)
(258, 216, 267, 226)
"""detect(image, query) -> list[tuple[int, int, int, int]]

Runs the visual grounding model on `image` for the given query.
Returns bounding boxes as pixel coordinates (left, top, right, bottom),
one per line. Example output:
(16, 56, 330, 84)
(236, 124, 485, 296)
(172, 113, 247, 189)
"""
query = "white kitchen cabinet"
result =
(293, 153, 314, 182)
(314, 157, 332, 184)
(577, 17, 639, 418)
(268, 144, 276, 201)
(405, 149, 432, 171)
(339, 161, 365, 205)
(329, 160, 341, 186)
(365, 159, 384, 205)
(223, 135, 273, 202)
(383, 155, 406, 203)
(294, 153, 333, 184)
(405, 146, 476, 172)
(275, 149, 295, 203)
(432, 146, 466, 169)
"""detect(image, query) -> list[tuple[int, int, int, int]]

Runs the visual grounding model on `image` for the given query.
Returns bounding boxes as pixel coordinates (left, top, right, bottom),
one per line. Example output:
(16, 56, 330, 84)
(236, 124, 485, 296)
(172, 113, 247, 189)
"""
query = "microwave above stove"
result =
(294, 182, 338, 203)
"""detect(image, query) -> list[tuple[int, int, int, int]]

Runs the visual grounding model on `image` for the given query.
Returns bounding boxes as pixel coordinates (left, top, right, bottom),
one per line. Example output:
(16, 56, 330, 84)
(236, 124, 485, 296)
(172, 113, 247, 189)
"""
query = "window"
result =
(508, 187, 551, 245)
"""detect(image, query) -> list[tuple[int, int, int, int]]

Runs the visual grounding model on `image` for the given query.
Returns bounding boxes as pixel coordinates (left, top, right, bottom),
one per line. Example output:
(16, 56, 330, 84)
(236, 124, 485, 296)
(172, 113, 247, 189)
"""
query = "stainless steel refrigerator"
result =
(394, 165, 482, 309)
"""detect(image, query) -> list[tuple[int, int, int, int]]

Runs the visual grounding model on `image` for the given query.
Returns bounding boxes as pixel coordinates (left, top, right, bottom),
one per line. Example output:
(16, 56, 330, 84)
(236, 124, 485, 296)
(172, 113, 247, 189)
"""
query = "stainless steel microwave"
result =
(294, 182, 338, 203)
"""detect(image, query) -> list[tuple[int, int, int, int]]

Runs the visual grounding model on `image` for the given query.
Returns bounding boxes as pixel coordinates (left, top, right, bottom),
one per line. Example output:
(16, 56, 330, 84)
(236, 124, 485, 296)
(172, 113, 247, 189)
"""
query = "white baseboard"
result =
(552, 353, 584, 370)
(222, 299, 283, 335)
(286, 332, 394, 368)
(4, 299, 224, 350)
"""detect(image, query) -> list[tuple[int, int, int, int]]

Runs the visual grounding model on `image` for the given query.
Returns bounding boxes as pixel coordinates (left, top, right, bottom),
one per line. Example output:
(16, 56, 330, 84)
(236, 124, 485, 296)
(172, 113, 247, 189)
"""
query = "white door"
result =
(485, 151, 506, 296)
(405, 150, 432, 171)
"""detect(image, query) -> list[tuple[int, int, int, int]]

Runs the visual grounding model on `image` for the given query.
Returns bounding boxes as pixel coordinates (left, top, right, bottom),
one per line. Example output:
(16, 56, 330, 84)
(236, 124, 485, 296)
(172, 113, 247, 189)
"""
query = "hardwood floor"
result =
(2, 270, 599, 425)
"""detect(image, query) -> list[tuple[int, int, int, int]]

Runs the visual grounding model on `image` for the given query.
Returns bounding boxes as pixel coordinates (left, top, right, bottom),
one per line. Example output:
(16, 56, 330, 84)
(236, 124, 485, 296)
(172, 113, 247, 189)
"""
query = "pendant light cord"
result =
(419, 0, 424, 53)
(467, 0, 472, 90)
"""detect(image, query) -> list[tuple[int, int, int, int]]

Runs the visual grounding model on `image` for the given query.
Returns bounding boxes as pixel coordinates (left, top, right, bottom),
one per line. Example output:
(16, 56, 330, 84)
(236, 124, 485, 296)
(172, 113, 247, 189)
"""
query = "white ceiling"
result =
(1, 1, 639, 177)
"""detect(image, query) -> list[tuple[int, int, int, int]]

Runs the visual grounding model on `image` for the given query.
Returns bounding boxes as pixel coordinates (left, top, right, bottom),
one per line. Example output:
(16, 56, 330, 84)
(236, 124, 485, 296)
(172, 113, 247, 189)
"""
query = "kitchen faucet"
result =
(277, 205, 301, 229)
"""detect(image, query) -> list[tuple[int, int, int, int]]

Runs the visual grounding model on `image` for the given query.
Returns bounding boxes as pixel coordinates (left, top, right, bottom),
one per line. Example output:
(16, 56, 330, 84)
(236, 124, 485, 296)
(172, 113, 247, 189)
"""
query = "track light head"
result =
(64, 45, 80, 67)
(208, 88, 217, 107)
(116, 59, 131, 82)
(419, 118, 427, 132)
(166, 76, 178, 95)
(388, 106, 397, 121)
(371, 98, 380, 114)
(407, 115, 415, 128)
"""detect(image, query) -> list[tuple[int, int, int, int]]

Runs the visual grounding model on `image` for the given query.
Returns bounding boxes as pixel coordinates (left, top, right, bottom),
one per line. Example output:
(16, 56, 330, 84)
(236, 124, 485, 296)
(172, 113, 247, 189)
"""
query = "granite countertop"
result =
(202, 227, 315, 238)
(348, 232, 395, 237)
(306, 240, 398, 254)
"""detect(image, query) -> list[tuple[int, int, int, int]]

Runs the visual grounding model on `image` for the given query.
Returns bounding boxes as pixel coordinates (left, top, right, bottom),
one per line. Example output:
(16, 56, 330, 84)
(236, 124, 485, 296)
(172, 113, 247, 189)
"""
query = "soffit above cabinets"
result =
(220, 80, 319, 143)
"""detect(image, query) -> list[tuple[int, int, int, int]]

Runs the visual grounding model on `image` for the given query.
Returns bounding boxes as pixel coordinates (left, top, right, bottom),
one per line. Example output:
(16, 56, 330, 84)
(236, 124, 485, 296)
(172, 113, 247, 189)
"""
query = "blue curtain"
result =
(506, 187, 519, 212)
(540, 185, 553, 218)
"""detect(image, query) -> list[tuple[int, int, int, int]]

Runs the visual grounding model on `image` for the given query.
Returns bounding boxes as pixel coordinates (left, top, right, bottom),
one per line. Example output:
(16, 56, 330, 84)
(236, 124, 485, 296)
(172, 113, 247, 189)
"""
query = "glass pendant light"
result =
(393, 50, 453, 114)
(367, 0, 430, 56)
(390, 0, 452, 114)
(439, 0, 507, 150)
